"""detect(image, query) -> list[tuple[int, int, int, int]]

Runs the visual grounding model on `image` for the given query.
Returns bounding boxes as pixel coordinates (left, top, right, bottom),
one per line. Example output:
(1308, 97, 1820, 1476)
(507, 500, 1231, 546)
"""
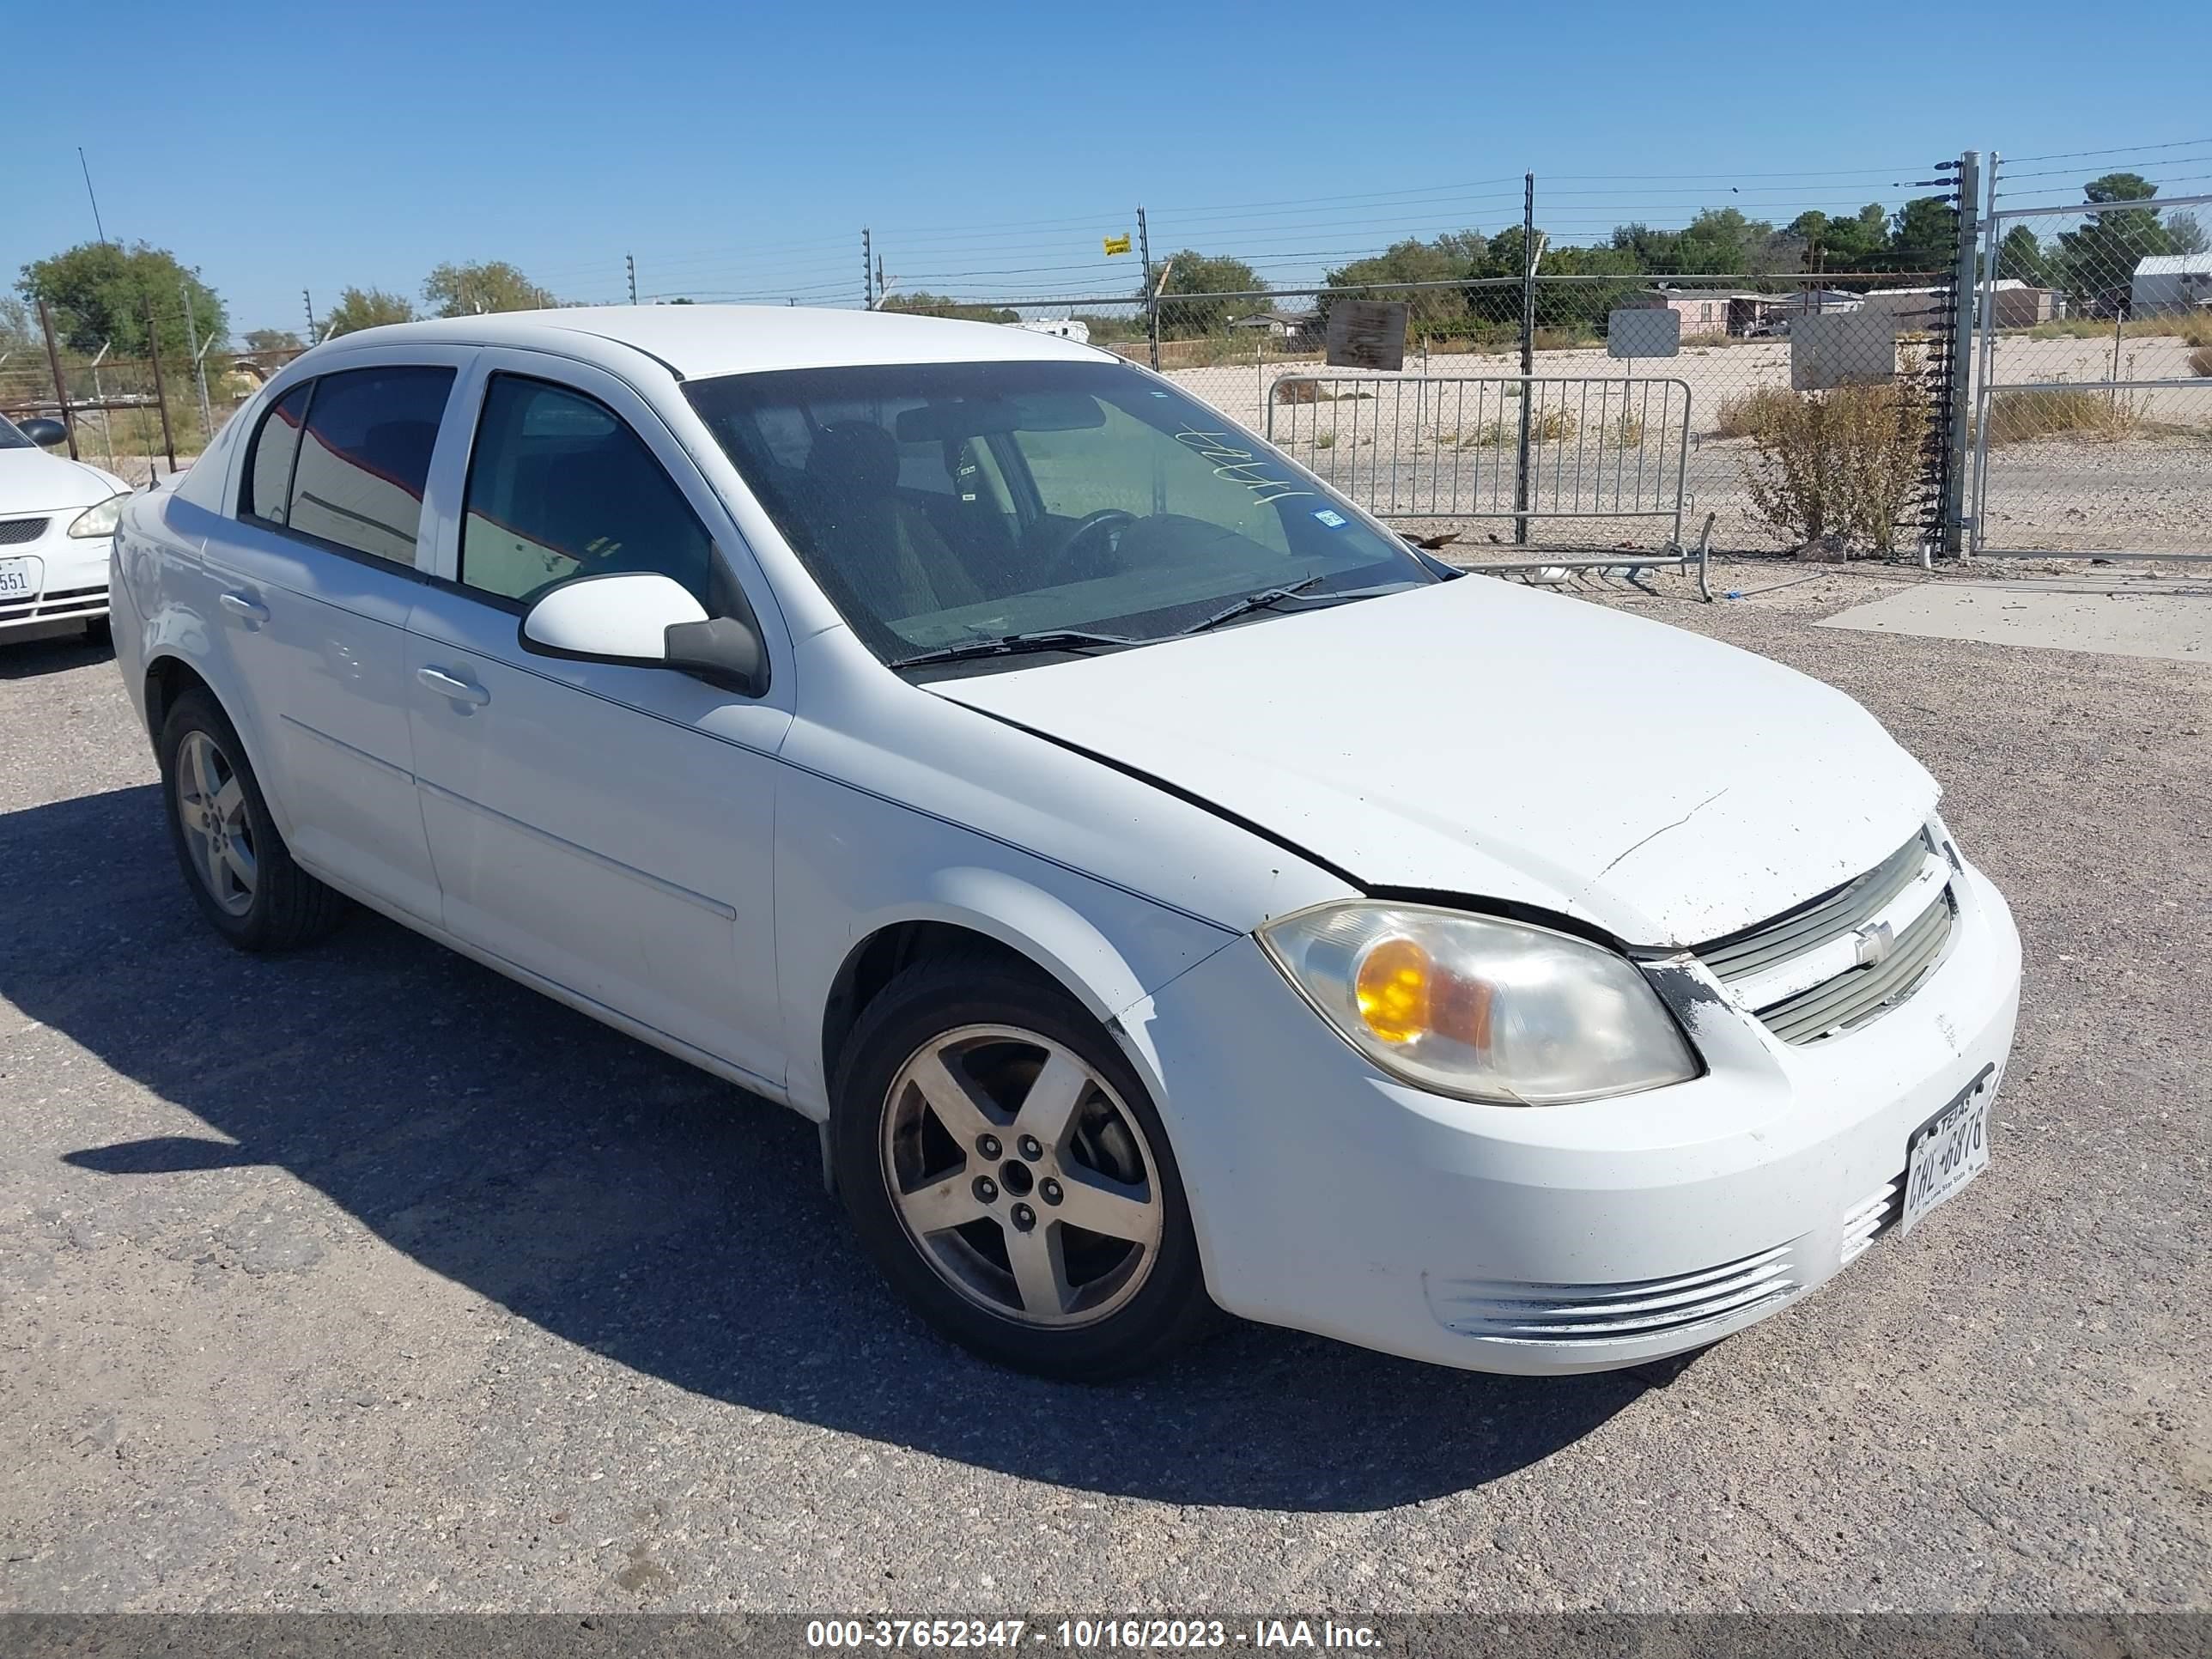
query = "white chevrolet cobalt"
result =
(109, 307, 2020, 1378)
(2, 414, 131, 640)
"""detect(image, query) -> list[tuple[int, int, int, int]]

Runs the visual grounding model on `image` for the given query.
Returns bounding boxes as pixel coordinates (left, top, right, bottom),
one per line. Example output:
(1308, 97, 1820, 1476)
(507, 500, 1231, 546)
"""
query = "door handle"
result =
(218, 590, 270, 626)
(416, 665, 491, 707)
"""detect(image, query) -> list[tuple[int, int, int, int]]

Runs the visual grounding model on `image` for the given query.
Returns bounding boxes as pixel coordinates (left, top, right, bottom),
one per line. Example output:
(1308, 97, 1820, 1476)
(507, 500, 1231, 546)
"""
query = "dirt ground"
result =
(1, 558, 2206, 1614)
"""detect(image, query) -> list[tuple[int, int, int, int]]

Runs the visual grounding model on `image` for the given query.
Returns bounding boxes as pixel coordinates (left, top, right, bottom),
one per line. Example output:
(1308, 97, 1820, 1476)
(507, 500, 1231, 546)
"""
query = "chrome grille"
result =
(1695, 830, 1955, 1045)
(1756, 894, 1954, 1043)
(1427, 1242, 1802, 1345)
(0, 517, 48, 545)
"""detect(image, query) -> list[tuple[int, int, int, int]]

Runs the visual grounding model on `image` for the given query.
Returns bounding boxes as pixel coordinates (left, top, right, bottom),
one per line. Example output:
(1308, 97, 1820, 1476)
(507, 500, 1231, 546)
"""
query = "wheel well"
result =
(143, 655, 212, 739)
(820, 921, 1056, 1091)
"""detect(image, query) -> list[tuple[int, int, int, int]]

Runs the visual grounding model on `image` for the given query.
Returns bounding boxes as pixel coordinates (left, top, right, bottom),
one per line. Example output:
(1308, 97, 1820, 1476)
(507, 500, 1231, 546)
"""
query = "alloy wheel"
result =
(880, 1024, 1164, 1328)
(174, 730, 258, 918)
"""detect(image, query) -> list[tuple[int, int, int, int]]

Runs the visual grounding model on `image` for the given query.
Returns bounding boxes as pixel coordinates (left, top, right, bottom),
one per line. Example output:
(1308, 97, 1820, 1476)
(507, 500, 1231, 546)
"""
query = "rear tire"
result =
(83, 617, 112, 647)
(833, 957, 1214, 1379)
(157, 687, 348, 952)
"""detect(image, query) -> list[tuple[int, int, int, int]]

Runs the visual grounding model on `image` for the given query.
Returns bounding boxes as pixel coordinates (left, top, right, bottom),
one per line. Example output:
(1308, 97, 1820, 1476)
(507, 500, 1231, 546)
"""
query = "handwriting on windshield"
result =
(1172, 427, 1315, 505)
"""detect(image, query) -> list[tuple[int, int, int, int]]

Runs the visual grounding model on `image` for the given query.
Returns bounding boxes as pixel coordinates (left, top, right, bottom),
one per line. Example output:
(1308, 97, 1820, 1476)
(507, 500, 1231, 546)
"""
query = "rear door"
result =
(404, 349, 793, 1086)
(198, 354, 467, 920)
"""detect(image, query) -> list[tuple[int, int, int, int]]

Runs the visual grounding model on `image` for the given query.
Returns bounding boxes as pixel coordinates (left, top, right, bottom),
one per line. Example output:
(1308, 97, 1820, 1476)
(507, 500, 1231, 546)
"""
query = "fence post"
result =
(1970, 153, 2002, 552)
(35, 299, 78, 459)
(861, 228, 873, 309)
(179, 277, 214, 441)
(1943, 150, 1981, 556)
(144, 297, 177, 476)
(1514, 171, 1535, 545)
(1138, 207, 1159, 372)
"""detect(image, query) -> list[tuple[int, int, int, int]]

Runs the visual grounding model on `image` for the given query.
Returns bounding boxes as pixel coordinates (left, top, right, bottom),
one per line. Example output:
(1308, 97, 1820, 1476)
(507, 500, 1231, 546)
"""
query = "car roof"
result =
(320, 304, 1116, 381)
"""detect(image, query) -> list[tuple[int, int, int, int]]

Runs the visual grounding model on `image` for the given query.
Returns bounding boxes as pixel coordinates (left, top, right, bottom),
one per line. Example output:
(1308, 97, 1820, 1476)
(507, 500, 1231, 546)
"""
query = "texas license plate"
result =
(1901, 1065, 1995, 1234)
(0, 556, 37, 599)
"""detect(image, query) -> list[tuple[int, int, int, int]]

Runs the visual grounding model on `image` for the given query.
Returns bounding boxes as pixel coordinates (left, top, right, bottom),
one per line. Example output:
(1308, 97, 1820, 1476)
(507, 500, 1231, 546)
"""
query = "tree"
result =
(422, 260, 555, 317)
(1789, 204, 1889, 272)
(1881, 197, 1959, 272)
(2057, 173, 2171, 305)
(1996, 225, 2051, 286)
(1323, 231, 1487, 336)
(2168, 211, 2209, 257)
(878, 293, 1018, 324)
(1149, 251, 1266, 333)
(17, 240, 226, 358)
(242, 327, 304, 353)
(323, 288, 416, 337)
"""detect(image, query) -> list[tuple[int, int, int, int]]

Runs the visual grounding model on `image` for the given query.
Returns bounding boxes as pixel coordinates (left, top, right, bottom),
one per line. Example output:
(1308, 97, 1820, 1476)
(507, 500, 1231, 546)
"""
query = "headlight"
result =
(67, 493, 128, 539)
(1256, 902, 1698, 1105)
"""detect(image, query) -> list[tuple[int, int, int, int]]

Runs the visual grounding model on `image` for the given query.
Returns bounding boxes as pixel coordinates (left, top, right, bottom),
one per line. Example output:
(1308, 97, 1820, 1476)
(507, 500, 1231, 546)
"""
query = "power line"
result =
(2005, 136, 2212, 164)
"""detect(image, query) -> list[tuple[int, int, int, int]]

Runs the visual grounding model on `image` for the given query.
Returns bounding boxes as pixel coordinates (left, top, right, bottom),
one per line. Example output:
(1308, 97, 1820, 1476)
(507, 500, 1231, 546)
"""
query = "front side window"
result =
(459, 375, 715, 606)
(242, 384, 312, 525)
(684, 360, 1428, 664)
(0, 417, 32, 451)
(286, 366, 453, 564)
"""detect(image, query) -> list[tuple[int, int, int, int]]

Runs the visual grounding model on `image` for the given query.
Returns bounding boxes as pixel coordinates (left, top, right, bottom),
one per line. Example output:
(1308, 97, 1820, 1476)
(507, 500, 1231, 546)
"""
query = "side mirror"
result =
(20, 417, 69, 449)
(520, 571, 767, 696)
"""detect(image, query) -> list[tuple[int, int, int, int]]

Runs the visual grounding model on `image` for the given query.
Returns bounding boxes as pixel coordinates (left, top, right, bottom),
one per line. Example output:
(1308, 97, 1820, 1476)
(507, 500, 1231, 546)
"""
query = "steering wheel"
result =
(1050, 508, 1139, 583)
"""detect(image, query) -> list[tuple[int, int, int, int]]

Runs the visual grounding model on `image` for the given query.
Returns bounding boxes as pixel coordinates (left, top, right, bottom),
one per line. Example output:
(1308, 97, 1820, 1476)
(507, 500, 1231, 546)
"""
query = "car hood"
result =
(0, 448, 128, 514)
(927, 575, 1937, 947)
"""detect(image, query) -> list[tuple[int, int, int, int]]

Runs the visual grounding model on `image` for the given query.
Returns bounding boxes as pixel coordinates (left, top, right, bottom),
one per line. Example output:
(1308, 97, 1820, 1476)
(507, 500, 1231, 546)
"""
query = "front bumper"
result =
(0, 520, 112, 634)
(1134, 860, 2021, 1376)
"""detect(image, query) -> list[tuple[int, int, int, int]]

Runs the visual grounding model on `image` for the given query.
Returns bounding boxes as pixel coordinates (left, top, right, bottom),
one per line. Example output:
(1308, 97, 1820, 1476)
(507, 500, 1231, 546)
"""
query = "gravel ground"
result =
(1, 568, 2208, 1615)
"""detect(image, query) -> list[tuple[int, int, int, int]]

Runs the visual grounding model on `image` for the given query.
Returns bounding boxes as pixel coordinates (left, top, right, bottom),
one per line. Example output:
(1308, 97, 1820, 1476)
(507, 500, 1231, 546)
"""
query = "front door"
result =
(404, 356, 793, 1089)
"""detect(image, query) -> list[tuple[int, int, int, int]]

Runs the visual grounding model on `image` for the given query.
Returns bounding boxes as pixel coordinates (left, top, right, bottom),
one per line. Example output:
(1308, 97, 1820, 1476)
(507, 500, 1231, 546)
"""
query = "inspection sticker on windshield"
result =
(1900, 1063, 1995, 1234)
(1311, 509, 1348, 528)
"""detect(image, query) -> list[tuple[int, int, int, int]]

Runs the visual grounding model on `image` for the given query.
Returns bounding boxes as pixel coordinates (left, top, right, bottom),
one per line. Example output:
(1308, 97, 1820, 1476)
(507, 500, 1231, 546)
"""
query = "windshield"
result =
(684, 359, 1431, 665)
(0, 417, 32, 451)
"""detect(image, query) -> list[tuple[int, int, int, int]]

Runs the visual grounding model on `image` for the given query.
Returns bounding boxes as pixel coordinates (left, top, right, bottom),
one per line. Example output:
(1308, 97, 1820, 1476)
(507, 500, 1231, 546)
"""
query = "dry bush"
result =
(1983, 387, 2139, 445)
(1712, 386, 1801, 440)
(1312, 431, 1337, 449)
(1738, 380, 1928, 554)
(1465, 406, 1578, 447)
(2189, 346, 2212, 378)
(1608, 411, 1647, 447)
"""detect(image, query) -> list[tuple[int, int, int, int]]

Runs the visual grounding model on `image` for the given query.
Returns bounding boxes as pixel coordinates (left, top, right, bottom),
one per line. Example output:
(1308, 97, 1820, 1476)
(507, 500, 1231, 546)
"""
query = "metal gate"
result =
(1266, 374, 1694, 544)
(1968, 188, 2212, 560)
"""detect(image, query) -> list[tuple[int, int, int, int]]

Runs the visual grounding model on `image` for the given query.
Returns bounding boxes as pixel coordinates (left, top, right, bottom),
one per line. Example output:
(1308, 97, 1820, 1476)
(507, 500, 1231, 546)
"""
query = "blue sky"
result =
(9, 0, 2209, 336)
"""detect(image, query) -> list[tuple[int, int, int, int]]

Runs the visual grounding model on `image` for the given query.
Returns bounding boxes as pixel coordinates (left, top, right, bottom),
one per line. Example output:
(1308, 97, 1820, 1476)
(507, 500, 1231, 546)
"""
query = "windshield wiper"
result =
(1179, 575, 1328, 636)
(888, 629, 1141, 670)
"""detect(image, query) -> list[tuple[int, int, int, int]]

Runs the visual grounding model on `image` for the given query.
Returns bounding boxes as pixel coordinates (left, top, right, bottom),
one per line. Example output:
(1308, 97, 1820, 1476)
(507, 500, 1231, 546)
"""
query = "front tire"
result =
(833, 958, 1213, 1379)
(157, 687, 347, 952)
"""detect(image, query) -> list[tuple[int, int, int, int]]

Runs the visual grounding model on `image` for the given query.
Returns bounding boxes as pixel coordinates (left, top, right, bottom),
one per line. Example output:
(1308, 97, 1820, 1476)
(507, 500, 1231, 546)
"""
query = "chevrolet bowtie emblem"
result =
(1853, 921, 1895, 967)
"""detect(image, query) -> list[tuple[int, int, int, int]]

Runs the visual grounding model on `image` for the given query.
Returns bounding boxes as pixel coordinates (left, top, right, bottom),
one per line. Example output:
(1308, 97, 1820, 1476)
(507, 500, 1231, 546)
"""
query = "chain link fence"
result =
(1968, 189, 2212, 556)
(0, 299, 301, 484)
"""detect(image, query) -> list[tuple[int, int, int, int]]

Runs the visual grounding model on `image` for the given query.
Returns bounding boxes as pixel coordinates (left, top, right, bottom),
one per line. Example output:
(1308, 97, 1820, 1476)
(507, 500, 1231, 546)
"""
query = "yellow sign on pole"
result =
(1103, 234, 1133, 257)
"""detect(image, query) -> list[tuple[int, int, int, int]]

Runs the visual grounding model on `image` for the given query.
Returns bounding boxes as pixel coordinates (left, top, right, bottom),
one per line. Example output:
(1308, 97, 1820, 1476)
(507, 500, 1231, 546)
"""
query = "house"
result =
(1229, 308, 1321, 345)
(1857, 278, 2056, 331)
(2130, 254, 2212, 317)
(1628, 289, 1784, 337)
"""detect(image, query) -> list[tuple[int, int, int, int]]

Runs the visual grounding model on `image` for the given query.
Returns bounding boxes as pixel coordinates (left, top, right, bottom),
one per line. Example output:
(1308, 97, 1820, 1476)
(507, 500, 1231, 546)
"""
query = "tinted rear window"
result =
(284, 366, 454, 564)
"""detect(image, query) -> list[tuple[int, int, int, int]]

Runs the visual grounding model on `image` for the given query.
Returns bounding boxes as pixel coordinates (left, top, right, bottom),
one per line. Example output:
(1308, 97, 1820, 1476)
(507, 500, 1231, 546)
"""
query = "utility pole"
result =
(179, 277, 213, 441)
(626, 252, 638, 305)
(1514, 171, 1536, 546)
(1137, 205, 1158, 371)
(303, 289, 319, 343)
(862, 228, 874, 309)
(875, 254, 886, 307)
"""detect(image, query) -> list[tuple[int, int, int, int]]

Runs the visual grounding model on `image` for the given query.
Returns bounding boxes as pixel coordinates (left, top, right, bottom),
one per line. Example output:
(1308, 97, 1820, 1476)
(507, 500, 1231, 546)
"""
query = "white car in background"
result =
(107, 307, 2020, 1380)
(0, 415, 131, 641)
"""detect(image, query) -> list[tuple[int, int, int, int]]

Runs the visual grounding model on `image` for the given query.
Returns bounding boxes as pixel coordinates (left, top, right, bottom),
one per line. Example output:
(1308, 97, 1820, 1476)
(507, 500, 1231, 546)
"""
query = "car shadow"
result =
(0, 627, 111, 678)
(5, 783, 1642, 1512)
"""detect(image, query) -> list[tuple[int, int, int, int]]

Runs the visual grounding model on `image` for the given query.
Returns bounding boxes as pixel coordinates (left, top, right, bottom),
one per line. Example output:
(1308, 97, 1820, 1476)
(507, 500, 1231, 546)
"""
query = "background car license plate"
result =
(0, 556, 38, 599)
(1901, 1066, 1994, 1233)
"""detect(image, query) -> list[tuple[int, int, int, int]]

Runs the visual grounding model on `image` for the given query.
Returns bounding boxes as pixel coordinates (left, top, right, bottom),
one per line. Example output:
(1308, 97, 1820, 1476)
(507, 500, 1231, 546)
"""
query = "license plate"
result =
(1901, 1064, 1995, 1234)
(0, 556, 37, 599)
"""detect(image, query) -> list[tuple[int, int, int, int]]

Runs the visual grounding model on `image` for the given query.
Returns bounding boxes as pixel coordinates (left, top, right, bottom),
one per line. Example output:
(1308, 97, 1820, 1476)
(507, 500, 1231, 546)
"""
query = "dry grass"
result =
(2026, 313, 2212, 347)
(1608, 411, 1647, 447)
(1462, 406, 1578, 447)
(1712, 386, 1802, 440)
(2190, 346, 2212, 378)
(1739, 379, 1929, 554)
(1983, 386, 2142, 445)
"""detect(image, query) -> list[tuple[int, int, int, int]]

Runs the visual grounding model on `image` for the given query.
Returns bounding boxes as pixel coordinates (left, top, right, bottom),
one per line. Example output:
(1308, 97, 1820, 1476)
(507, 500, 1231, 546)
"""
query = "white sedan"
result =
(0, 415, 131, 640)
(107, 307, 2020, 1378)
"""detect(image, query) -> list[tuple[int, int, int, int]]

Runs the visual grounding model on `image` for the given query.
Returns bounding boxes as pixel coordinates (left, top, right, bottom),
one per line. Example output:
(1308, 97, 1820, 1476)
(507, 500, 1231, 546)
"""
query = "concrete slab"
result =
(1815, 581, 2210, 664)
